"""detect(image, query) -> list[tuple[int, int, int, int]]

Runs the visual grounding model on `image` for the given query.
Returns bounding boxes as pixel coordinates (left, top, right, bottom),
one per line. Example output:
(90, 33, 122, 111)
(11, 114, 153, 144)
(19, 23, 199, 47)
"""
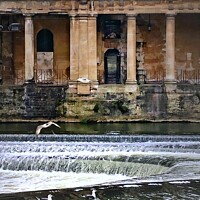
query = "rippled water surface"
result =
(1, 122, 200, 200)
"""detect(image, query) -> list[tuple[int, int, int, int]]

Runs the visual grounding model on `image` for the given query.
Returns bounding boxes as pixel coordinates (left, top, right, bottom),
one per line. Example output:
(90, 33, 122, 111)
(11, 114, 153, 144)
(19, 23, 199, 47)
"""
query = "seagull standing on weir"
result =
(36, 194, 53, 200)
(83, 189, 100, 200)
(35, 121, 61, 135)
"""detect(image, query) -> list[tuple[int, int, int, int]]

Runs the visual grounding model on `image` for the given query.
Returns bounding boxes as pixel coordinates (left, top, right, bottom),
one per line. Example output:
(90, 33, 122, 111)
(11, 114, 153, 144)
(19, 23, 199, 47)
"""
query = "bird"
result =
(35, 121, 61, 135)
(91, 189, 97, 199)
(77, 77, 91, 83)
(36, 194, 53, 200)
(82, 189, 100, 200)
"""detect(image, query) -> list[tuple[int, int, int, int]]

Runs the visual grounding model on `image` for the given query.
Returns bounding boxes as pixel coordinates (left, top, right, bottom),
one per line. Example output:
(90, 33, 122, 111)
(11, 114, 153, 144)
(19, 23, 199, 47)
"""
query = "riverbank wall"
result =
(0, 83, 200, 122)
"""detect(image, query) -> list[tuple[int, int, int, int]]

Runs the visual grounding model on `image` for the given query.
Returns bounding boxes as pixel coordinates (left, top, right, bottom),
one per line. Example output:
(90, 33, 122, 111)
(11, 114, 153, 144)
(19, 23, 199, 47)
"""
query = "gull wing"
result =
(50, 121, 61, 128)
(35, 122, 60, 135)
(35, 125, 44, 135)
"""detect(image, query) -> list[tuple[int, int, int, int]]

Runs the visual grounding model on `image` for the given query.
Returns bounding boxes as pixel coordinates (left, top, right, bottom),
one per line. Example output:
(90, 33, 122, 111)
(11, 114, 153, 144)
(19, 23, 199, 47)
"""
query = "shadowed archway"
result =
(104, 49, 121, 84)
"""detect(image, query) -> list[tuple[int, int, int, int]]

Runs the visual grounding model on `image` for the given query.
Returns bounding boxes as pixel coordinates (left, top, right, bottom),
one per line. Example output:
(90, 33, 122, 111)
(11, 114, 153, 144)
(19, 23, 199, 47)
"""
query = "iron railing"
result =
(36, 69, 69, 85)
(139, 68, 200, 84)
(176, 69, 200, 84)
(1, 68, 200, 86)
(0, 68, 69, 86)
(144, 69, 165, 83)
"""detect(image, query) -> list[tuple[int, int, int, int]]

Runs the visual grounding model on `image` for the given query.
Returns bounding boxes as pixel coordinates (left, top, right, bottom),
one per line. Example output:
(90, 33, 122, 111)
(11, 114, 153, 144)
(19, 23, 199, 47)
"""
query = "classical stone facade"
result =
(0, 0, 200, 121)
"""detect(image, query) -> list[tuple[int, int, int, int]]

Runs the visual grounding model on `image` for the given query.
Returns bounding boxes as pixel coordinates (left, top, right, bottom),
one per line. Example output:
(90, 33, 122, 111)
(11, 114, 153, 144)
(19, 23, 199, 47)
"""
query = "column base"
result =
(90, 80, 99, 94)
(77, 83, 91, 95)
(164, 80, 177, 93)
(24, 78, 35, 85)
(68, 80, 99, 95)
(125, 80, 137, 85)
(67, 80, 78, 94)
(125, 81, 138, 92)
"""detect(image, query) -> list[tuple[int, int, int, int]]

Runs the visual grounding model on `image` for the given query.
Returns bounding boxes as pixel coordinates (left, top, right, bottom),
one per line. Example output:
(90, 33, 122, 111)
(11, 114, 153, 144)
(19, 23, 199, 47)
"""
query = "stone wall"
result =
(0, 84, 67, 119)
(64, 84, 200, 122)
(0, 83, 200, 121)
(0, 86, 25, 118)
(167, 84, 200, 119)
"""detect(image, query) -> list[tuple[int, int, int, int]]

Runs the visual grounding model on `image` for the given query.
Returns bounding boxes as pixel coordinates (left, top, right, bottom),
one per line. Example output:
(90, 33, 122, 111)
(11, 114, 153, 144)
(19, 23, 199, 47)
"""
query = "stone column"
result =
(126, 14, 137, 84)
(88, 15, 98, 83)
(24, 14, 34, 82)
(69, 14, 79, 81)
(166, 13, 176, 82)
(78, 16, 88, 78)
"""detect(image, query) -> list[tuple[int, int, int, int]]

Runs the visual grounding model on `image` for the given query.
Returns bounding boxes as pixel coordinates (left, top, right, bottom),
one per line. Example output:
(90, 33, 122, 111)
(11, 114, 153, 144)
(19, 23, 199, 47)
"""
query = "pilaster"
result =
(24, 14, 34, 82)
(88, 15, 98, 83)
(69, 14, 98, 94)
(79, 15, 88, 78)
(70, 14, 79, 81)
(126, 14, 137, 85)
(165, 13, 176, 82)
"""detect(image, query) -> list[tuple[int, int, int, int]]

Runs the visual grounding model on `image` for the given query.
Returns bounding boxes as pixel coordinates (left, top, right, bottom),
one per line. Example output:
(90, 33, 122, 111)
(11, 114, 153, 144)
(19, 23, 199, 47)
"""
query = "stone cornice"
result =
(1, 1, 200, 15)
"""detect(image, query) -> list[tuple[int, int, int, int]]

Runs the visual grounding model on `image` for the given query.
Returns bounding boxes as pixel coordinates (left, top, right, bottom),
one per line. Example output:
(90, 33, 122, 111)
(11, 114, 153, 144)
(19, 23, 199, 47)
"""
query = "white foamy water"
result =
(0, 169, 130, 194)
(1, 134, 200, 195)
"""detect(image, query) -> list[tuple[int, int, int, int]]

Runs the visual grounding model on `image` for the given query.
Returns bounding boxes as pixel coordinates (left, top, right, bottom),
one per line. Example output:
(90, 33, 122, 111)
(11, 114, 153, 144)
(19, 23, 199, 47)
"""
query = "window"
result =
(104, 20, 121, 39)
(37, 29, 53, 52)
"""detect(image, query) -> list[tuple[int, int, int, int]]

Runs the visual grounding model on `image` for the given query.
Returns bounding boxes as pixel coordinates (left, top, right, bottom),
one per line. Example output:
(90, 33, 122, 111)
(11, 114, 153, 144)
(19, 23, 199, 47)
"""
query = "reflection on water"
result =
(0, 122, 200, 135)
(1, 123, 200, 199)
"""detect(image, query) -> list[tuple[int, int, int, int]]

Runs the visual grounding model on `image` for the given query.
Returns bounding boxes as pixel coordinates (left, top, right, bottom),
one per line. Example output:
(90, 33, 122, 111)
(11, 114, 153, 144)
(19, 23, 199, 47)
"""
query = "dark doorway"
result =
(36, 29, 54, 83)
(104, 49, 120, 84)
(37, 29, 54, 52)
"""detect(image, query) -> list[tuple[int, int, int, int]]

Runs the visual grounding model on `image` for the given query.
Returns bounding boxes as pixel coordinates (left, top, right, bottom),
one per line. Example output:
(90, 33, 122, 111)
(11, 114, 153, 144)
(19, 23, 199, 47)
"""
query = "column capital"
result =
(69, 12, 77, 18)
(126, 13, 137, 19)
(70, 14, 97, 20)
(77, 14, 89, 20)
(88, 14, 98, 19)
(166, 12, 177, 18)
(23, 13, 35, 18)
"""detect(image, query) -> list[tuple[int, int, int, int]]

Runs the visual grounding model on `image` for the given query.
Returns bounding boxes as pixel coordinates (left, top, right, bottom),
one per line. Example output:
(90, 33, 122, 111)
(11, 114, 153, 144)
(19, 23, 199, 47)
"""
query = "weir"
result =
(1, 134, 200, 195)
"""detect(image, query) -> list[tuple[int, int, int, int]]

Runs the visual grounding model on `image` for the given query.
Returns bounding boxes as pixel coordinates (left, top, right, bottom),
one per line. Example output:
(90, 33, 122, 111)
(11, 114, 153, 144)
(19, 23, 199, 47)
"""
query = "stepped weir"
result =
(1, 134, 200, 197)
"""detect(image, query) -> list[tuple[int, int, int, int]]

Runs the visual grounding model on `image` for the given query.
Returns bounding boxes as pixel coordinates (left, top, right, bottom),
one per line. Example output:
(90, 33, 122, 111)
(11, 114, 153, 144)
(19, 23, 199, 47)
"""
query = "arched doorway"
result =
(104, 49, 121, 84)
(36, 29, 54, 83)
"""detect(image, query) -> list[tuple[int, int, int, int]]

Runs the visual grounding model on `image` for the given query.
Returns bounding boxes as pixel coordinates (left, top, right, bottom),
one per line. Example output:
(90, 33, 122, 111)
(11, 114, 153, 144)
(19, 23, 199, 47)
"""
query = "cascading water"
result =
(1, 133, 200, 200)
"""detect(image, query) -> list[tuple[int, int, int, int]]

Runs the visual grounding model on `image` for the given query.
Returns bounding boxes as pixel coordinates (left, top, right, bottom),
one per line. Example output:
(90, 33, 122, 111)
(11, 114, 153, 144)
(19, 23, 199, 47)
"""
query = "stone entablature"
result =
(0, 1, 200, 15)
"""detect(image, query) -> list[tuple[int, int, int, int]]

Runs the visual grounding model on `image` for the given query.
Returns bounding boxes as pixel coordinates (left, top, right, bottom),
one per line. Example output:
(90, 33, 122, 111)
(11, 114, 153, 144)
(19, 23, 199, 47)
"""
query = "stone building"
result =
(0, 0, 200, 121)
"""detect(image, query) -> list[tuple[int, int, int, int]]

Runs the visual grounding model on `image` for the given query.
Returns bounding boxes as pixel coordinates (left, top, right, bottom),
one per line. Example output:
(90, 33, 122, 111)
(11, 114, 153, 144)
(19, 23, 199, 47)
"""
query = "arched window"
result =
(104, 49, 121, 84)
(37, 29, 53, 52)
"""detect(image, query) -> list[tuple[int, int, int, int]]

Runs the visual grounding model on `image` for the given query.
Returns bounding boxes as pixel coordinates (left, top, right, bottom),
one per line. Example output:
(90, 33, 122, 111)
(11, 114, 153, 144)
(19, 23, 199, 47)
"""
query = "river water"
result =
(1, 122, 200, 200)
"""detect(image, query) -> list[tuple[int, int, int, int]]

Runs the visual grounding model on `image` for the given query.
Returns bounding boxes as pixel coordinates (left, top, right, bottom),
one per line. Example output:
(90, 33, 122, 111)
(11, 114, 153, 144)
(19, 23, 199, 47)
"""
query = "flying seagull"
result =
(35, 121, 61, 135)
(77, 77, 91, 83)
